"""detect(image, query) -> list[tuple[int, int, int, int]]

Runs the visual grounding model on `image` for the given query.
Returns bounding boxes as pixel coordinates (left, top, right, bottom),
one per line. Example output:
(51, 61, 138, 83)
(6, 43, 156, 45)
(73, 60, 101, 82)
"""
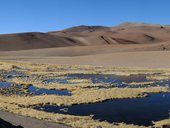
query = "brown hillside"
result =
(1, 22, 170, 51)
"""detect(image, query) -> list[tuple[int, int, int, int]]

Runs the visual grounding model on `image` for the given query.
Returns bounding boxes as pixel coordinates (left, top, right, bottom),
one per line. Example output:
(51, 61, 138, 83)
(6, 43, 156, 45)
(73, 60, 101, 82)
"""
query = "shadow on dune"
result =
(0, 118, 24, 128)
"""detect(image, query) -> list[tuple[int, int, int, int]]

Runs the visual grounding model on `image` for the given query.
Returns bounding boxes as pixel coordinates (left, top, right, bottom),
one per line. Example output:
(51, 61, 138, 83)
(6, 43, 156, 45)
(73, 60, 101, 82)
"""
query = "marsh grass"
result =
(128, 81, 155, 86)
(146, 73, 170, 81)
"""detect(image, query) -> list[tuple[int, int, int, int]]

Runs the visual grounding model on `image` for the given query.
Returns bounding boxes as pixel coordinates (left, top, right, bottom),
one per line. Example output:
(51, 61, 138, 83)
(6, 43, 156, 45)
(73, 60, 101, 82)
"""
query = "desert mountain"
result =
(0, 22, 170, 51)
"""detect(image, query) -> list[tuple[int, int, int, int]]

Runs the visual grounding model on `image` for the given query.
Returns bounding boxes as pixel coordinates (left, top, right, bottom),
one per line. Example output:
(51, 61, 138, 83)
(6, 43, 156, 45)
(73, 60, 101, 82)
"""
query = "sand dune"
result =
(1, 22, 170, 51)
(1, 22, 170, 68)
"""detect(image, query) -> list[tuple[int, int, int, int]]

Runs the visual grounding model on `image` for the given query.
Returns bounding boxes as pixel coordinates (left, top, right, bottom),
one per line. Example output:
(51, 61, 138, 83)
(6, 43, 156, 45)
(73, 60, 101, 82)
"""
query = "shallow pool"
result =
(0, 82, 72, 96)
(28, 86, 72, 96)
(34, 93, 170, 126)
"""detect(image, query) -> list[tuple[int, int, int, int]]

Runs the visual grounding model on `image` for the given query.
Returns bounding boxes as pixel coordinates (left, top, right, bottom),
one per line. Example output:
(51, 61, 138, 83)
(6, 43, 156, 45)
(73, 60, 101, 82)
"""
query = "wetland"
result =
(0, 61, 170, 128)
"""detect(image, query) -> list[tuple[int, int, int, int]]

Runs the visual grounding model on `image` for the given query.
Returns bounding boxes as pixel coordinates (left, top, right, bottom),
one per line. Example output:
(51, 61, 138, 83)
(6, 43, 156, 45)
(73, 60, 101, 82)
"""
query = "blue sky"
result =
(0, 0, 169, 34)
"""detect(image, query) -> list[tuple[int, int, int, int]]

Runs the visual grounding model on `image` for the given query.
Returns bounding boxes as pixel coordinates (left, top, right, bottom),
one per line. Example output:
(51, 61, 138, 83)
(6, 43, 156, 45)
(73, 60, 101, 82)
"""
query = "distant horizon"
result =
(1, 0, 170, 34)
(1, 21, 169, 35)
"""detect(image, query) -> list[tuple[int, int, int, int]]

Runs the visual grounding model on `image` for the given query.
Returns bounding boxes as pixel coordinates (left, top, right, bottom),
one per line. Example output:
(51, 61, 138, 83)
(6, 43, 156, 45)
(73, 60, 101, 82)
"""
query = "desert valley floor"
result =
(1, 23, 170, 128)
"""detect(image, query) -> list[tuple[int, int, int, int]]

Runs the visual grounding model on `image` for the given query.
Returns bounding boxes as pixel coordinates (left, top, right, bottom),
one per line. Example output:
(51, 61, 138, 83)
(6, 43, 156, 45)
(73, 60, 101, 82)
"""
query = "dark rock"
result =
(0, 118, 24, 128)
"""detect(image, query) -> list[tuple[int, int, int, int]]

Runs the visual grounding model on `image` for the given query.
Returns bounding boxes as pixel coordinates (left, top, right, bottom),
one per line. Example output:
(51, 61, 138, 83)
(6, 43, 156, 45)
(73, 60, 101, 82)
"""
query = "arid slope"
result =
(1, 23, 170, 51)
